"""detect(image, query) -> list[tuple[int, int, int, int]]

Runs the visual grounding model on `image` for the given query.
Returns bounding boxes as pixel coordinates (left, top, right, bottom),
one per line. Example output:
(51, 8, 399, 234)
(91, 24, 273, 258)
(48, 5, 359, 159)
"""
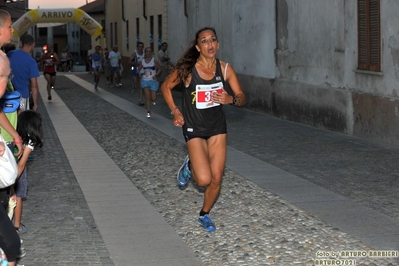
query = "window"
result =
(110, 22, 113, 47)
(114, 22, 118, 46)
(358, 0, 380, 71)
(150, 15, 154, 51)
(126, 20, 129, 51)
(143, 0, 147, 20)
(136, 18, 140, 47)
(101, 19, 106, 35)
(136, 18, 140, 45)
(39, 28, 47, 36)
(158, 15, 162, 50)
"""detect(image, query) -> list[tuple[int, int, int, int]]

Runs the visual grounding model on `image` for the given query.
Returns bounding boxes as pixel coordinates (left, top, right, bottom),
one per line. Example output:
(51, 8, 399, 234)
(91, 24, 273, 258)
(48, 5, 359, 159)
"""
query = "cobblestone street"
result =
(16, 74, 399, 265)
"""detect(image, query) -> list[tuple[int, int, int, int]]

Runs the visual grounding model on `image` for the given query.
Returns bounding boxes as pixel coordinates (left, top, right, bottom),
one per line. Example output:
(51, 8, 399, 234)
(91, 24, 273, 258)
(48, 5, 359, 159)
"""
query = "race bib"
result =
(195, 82, 223, 109)
(144, 69, 154, 77)
(45, 59, 53, 66)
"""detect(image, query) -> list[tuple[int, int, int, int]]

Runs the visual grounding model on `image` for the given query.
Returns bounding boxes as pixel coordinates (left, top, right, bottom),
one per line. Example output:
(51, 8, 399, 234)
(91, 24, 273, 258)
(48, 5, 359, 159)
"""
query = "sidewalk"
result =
(17, 73, 399, 265)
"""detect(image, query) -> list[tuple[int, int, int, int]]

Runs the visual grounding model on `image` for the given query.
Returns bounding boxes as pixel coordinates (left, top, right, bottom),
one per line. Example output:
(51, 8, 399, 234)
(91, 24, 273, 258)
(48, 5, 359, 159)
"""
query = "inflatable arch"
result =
(11, 8, 103, 42)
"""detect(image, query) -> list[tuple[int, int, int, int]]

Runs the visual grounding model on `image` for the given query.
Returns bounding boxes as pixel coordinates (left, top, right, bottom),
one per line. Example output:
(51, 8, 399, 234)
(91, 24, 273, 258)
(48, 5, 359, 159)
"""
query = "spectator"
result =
(60, 49, 68, 72)
(7, 34, 40, 111)
(130, 42, 145, 105)
(103, 47, 110, 84)
(10, 110, 43, 237)
(0, 10, 23, 158)
(34, 51, 42, 71)
(109, 45, 122, 88)
(87, 45, 94, 73)
(0, 10, 22, 265)
(157, 42, 172, 92)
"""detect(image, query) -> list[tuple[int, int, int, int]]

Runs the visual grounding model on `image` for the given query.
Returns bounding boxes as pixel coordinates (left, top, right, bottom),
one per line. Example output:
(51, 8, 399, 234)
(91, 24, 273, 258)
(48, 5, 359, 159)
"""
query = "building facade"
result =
(166, 0, 399, 147)
(97, 0, 399, 147)
(80, 0, 105, 55)
(273, 0, 399, 147)
(104, 0, 167, 71)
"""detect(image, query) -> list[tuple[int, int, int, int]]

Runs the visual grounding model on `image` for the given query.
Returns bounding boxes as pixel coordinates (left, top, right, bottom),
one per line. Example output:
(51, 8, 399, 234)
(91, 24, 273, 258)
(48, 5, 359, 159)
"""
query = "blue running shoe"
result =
(198, 214, 216, 232)
(177, 155, 191, 187)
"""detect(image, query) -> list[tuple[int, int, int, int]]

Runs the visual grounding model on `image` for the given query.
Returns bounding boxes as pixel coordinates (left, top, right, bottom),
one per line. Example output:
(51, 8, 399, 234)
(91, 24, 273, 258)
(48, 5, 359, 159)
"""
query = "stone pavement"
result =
(16, 72, 399, 265)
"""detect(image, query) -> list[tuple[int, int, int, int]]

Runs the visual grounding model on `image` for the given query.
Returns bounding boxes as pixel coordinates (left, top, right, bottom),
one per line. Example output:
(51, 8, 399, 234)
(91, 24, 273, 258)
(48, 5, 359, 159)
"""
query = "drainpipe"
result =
(275, 0, 279, 51)
(122, 0, 125, 21)
(143, 0, 147, 20)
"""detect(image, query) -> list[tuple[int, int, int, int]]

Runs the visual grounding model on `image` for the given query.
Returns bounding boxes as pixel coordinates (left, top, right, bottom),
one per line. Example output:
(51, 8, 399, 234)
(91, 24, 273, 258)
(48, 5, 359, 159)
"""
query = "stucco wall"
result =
(276, 0, 397, 95)
(167, 0, 189, 63)
(184, 0, 276, 78)
(278, 1, 351, 88)
(274, 0, 399, 145)
(164, 0, 399, 146)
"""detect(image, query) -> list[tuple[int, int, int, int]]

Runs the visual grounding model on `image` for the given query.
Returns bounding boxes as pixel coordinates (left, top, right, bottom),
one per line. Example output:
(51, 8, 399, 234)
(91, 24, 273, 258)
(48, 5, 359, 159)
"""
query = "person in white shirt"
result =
(108, 45, 122, 87)
(130, 42, 145, 105)
(61, 49, 68, 72)
(157, 42, 172, 88)
(91, 45, 103, 91)
(138, 47, 161, 118)
(87, 45, 94, 74)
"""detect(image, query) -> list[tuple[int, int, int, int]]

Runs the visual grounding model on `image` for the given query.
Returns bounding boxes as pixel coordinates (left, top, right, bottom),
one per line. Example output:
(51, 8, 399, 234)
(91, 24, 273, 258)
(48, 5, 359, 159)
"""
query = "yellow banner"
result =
(12, 8, 102, 38)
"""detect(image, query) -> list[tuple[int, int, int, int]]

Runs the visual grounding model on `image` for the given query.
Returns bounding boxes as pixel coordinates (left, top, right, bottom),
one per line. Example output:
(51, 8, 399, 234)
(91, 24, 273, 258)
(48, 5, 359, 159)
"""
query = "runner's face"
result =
(196, 30, 219, 58)
(145, 48, 152, 58)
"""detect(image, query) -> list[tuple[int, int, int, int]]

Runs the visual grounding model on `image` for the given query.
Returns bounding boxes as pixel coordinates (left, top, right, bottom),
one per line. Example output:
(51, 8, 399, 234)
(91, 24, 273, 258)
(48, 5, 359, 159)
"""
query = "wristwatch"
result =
(231, 96, 237, 106)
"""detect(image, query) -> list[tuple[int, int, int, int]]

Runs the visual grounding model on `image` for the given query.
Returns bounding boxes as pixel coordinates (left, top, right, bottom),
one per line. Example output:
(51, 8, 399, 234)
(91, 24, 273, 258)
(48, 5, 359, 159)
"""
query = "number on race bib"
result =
(195, 82, 224, 109)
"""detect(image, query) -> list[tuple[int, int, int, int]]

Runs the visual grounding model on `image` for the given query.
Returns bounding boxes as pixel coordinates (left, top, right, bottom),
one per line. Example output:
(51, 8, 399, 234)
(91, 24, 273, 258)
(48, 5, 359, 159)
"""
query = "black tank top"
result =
(182, 59, 227, 137)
